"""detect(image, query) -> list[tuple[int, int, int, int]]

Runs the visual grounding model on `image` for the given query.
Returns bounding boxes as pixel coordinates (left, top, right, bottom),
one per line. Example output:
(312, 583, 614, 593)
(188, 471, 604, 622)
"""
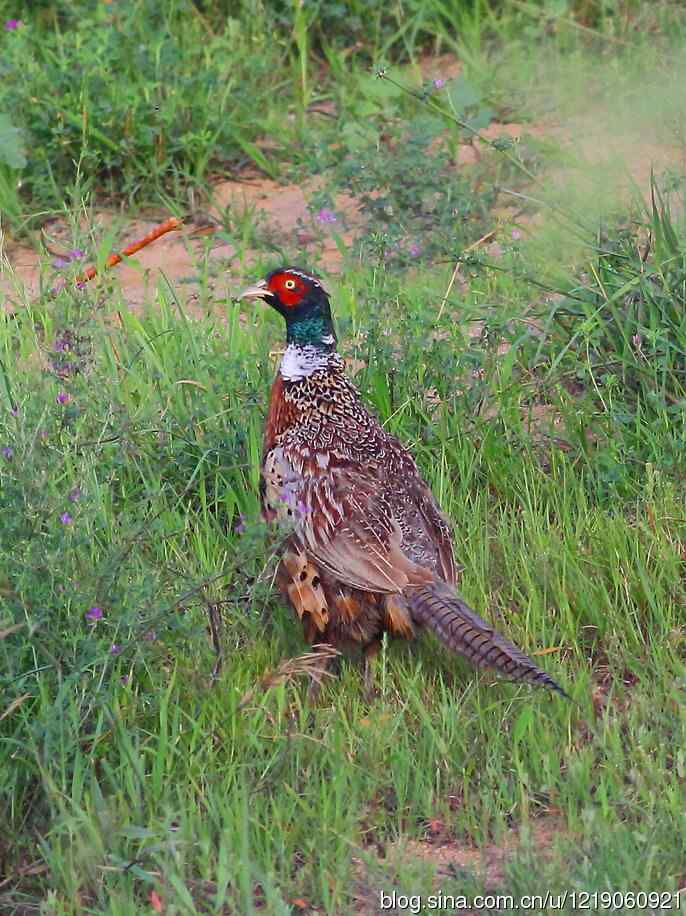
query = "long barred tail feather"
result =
(407, 580, 568, 698)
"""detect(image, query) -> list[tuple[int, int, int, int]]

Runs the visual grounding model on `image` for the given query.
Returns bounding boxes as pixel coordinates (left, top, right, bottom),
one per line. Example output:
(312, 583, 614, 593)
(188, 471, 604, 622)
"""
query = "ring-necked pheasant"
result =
(240, 266, 567, 700)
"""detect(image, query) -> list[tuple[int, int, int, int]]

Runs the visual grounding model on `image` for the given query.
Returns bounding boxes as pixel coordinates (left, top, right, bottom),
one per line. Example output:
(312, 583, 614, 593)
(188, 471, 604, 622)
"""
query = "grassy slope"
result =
(2, 1, 686, 913)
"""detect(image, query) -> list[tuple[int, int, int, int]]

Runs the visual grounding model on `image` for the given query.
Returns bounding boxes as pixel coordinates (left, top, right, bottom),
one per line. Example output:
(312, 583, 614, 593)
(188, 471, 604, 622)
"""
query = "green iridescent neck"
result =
(286, 315, 336, 348)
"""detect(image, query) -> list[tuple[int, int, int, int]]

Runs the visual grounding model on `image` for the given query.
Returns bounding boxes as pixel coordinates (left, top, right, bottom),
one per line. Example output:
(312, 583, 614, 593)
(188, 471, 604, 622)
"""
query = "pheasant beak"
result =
(238, 279, 275, 303)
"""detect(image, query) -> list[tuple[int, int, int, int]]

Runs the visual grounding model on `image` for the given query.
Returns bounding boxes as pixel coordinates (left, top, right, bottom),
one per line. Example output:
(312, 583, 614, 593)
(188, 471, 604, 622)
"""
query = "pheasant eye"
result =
(284, 279, 296, 289)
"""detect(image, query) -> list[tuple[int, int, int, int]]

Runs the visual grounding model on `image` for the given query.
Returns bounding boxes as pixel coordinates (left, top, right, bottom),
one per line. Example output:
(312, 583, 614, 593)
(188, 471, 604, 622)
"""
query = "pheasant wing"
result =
(414, 479, 460, 586)
(298, 466, 433, 594)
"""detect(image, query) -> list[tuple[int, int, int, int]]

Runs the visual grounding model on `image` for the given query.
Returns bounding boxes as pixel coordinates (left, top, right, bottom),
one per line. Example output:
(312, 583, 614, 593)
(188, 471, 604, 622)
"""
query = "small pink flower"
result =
(4, 19, 21, 30)
(56, 391, 70, 405)
(60, 512, 73, 525)
(316, 208, 337, 224)
(631, 333, 642, 349)
(85, 606, 103, 622)
(432, 78, 445, 89)
(408, 243, 421, 258)
(511, 229, 522, 240)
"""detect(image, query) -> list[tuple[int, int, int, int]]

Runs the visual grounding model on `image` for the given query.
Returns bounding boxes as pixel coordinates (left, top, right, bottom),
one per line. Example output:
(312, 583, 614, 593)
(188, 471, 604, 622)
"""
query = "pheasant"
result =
(240, 266, 567, 699)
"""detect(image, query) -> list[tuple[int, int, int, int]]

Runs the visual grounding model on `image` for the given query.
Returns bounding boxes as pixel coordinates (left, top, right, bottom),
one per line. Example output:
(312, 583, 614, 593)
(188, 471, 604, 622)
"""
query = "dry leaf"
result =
(0, 693, 32, 722)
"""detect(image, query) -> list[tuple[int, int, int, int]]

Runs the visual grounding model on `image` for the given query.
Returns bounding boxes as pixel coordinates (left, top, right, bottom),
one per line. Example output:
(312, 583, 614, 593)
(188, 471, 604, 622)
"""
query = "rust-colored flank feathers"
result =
(240, 266, 568, 699)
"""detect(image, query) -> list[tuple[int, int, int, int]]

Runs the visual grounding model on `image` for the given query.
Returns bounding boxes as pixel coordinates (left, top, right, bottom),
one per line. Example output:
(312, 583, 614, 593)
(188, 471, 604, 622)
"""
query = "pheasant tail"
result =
(408, 580, 569, 698)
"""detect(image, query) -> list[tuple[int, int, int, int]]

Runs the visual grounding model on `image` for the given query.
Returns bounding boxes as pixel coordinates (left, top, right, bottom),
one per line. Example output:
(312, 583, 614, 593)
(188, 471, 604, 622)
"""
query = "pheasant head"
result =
(240, 266, 340, 381)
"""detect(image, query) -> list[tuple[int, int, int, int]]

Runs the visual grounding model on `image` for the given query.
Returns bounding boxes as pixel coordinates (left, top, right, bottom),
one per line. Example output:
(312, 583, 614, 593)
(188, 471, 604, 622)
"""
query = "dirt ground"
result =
(0, 174, 362, 314)
(2, 68, 683, 317)
(352, 816, 565, 914)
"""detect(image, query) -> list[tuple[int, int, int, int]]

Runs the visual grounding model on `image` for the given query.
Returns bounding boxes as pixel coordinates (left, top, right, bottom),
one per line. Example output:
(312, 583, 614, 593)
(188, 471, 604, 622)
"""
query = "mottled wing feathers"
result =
(299, 466, 433, 593)
(414, 480, 459, 586)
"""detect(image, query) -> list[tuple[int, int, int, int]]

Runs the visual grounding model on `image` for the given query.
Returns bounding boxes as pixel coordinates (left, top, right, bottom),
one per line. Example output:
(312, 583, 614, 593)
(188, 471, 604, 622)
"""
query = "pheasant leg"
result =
(306, 642, 337, 703)
(363, 639, 382, 702)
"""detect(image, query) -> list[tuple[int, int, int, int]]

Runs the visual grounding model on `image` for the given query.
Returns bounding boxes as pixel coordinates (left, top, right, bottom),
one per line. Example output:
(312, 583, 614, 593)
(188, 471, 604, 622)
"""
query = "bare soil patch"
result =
(352, 817, 565, 915)
(3, 72, 683, 315)
(0, 176, 362, 314)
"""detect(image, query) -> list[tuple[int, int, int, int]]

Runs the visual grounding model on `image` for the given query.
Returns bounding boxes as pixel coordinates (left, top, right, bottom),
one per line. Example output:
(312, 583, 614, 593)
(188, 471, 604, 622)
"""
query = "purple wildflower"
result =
(85, 606, 103, 622)
(110, 644, 122, 656)
(68, 486, 82, 503)
(10, 407, 18, 417)
(408, 243, 421, 258)
(120, 674, 130, 686)
(432, 78, 446, 90)
(56, 391, 70, 405)
(1, 446, 13, 460)
(52, 249, 84, 270)
(4, 19, 21, 30)
(279, 486, 311, 518)
(235, 512, 246, 534)
(511, 229, 522, 240)
(316, 208, 337, 224)
(60, 512, 73, 525)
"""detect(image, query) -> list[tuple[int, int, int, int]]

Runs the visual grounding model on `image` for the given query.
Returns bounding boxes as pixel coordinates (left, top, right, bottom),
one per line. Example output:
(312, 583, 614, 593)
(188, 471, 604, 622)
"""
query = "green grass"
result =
(3, 0, 684, 230)
(2, 0, 686, 913)
(0, 0, 500, 226)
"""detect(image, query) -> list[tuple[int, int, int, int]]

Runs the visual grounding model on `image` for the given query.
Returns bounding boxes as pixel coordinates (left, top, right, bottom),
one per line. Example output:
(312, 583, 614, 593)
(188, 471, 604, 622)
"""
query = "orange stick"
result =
(72, 216, 182, 287)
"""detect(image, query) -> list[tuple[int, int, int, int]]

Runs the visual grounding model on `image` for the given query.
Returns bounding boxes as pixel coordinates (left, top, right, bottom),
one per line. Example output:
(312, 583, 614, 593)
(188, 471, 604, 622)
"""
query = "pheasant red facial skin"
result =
(265, 270, 311, 308)
(241, 266, 568, 699)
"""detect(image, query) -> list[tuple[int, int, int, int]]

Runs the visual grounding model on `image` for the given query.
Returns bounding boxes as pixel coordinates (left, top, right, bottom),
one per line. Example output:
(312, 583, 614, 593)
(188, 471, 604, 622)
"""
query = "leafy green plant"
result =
(546, 190, 686, 404)
(306, 75, 503, 267)
(0, 0, 292, 214)
(0, 112, 26, 228)
(514, 180, 686, 496)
